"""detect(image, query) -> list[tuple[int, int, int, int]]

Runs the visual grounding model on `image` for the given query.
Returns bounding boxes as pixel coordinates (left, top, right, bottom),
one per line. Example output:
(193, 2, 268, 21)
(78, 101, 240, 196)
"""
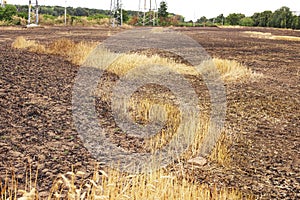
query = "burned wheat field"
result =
(0, 26, 299, 199)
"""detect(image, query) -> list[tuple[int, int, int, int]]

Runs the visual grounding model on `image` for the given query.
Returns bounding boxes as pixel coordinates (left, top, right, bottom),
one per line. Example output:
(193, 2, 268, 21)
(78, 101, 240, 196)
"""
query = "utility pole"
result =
(120, 1, 123, 26)
(64, 0, 67, 25)
(35, 0, 39, 25)
(28, 0, 31, 25)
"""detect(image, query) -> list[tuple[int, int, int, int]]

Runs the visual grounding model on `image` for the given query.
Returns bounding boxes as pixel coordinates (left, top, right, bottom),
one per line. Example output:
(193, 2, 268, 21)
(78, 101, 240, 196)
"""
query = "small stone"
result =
(39, 191, 49, 198)
(187, 157, 207, 166)
(10, 151, 22, 157)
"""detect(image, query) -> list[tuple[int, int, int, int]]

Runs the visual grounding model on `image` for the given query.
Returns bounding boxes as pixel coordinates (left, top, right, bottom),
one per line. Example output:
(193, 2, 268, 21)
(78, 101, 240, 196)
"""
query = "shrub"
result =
(0, 4, 17, 21)
(239, 17, 254, 27)
(87, 13, 108, 20)
(11, 15, 27, 25)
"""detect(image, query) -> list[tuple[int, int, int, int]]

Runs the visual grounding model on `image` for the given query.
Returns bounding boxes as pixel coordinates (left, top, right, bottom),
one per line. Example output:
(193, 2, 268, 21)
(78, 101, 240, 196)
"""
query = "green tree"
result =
(0, 4, 17, 21)
(226, 13, 245, 25)
(0, 7, 4, 20)
(17, 12, 28, 19)
(215, 14, 224, 24)
(291, 15, 300, 29)
(251, 12, 260, 26)
(252, 11, 272, 27)
(197, 16, 207, 24)
(75, 7, 88, 16)
(53, 6, 66, 16)
(260, 11, 272, 27)
(158, 1, 168, 18)
(121, 9, 129, 23)
(239, 17, 254, 26)
(270, 6, 293, 28)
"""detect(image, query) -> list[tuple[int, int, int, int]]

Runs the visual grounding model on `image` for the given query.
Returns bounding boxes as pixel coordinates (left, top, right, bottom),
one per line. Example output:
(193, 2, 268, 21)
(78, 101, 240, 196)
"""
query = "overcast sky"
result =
(6, 0, 300, 21)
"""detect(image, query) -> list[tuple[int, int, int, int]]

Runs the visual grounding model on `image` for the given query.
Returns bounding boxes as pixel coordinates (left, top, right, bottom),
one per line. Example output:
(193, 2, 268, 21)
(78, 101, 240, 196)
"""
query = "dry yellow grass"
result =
(47, 38, 97, 65)
(12, 37, 97, 65)
(92, 52, 258, 83)
(210, 132, 232, 166)
(106, 53, 197, 77)
(244, 31, 300, 41)
(12, 37, 259, 82)
(12, 36, 46, 53)
(2, 166, 252, 200)
(212, 58, 260, 82)
(48, 167, 248, 200)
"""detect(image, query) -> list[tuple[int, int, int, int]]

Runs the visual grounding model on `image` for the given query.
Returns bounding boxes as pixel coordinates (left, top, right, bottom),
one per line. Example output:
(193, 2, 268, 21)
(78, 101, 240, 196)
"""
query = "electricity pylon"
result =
(138, 0, 158, 26)
(1, 0, 6, 7)
(28, 0, 39, 25)
(110, 0, 123, 27)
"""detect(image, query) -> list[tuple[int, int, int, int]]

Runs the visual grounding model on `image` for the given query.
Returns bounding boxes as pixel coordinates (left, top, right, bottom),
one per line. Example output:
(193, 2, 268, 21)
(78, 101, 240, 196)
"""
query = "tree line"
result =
(0, 2, 299, 29)
(197, 6, 300, 29)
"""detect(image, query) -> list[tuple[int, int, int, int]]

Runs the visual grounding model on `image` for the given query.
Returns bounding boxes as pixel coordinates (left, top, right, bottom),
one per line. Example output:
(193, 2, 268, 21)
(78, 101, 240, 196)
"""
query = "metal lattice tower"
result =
(138, 0, 158, 26)
(110, 0, 123, 27)
(0, 0, 6, 7)
(28, 0, 39, 25)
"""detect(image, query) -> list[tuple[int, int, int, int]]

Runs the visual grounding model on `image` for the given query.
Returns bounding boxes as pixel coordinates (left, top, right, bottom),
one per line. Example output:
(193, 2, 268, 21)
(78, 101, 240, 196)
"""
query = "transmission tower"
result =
(138, 0, 158, 26)
(28, 0, 39, 25)
(0, 0, 6, 7)
(110, 0, 123, 27)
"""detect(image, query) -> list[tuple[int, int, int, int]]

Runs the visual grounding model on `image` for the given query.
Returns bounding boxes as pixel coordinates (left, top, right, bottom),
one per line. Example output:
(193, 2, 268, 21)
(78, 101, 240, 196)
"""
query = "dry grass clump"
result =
(122, 90, 231, 166)
(244, 31, 300, 41)
(2, 165, 251, 200)
(105, 53, 259, 83)
(271, 35, 300, 41)
(1, 165, 39, 200)
(128, 97, 182, 152)
(106, 53, 197, 77)
(12, 37, 258, 82)
(210, 132, 232, 166)
(212, 58, 260, 82)
(47, 38, 97, 65)
(12, 37, 97, 65)
(12, 36, 46, 53)
(47, 167, 248, 200)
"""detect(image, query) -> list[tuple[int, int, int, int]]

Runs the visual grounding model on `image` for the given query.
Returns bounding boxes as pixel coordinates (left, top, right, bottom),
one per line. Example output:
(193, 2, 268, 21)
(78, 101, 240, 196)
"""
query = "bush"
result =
(239, 17, 254, 26)
(11, 16, 27, 25)
(17, 12, 28, 19)
(87, 13, 108, 20)
(39, 14, 58, 25)
(0, 4, 17, 21)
